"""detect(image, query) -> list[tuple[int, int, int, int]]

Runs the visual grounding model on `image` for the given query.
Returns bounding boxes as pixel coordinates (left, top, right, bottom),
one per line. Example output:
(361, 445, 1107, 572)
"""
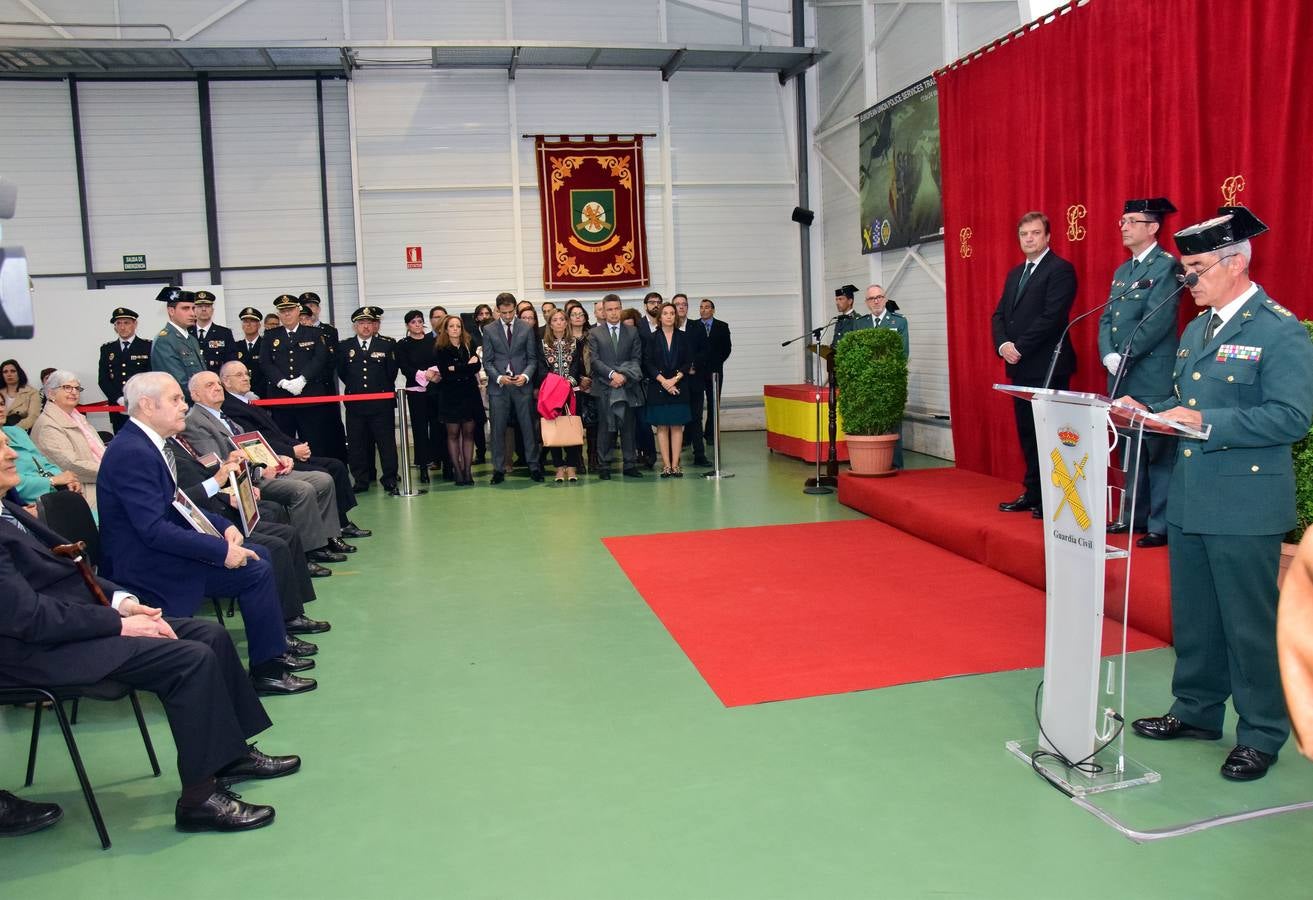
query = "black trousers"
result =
(105, 617, 271, 786)
(703, 372, 724, 440)
(405, 391, 432, 468)
(685, 377, 707, 460)
(1011, 373, 1068, 502)
(346, 399, 398, 488)
(250, 518, 314, 614)
(272, 397, 347, 464)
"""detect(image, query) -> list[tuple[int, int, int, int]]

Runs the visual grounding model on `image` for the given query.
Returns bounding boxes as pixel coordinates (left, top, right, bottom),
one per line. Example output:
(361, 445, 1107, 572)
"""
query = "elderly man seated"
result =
(183, 371, 355, 564)
(0, 429, 301, 833)
(96, 373, 314, 695)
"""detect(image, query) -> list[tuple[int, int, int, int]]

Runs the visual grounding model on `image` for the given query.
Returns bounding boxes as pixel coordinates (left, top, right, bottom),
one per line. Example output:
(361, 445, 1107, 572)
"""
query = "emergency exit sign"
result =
(123, 254, 146, 270)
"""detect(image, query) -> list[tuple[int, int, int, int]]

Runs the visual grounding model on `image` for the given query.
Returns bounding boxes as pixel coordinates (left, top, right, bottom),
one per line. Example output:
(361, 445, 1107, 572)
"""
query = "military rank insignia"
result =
(1217, 344, 1261, 362)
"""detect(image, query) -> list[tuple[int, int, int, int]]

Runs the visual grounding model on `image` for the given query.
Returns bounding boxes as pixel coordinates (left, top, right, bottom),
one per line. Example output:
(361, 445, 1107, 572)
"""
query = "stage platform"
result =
(838, 467, 1173, 645)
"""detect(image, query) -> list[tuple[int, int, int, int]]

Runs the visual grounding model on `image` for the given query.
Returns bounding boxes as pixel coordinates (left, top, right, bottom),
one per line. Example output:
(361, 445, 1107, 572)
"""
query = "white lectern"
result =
(993, 385, 1210, 795)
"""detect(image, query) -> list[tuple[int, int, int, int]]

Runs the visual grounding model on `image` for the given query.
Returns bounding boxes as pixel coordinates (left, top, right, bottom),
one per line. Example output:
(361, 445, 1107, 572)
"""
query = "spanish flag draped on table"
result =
(534, 135, 650, 291)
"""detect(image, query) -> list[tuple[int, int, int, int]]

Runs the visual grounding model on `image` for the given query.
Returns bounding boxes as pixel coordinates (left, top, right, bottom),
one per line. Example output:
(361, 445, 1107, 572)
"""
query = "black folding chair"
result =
(35, 489, 100, 568)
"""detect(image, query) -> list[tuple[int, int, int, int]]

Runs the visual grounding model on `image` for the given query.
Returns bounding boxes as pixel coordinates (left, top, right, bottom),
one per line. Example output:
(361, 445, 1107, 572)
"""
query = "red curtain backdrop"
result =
(936, 0, 1313, 482)
(535, 136, 650, 291)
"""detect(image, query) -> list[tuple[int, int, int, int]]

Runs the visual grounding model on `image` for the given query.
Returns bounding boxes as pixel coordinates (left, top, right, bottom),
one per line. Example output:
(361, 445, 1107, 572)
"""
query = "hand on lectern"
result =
(1159, 406, 1203, 429)
(1113, 395, 1147, 411)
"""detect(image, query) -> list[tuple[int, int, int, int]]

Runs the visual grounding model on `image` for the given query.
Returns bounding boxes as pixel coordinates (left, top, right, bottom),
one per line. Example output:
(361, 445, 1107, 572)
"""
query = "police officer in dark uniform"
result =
(337, 306, 399, 493)
(189, 290, 237, 374)
(298, 291, 348, 461)
(259, 294, 342, 458)
(1098, 198, 1184, 547)
(300, 291, 339, 363)
(97, 306, 153, 433)
(1125, 207, 1313, 782)
(234, 306, 266, 397)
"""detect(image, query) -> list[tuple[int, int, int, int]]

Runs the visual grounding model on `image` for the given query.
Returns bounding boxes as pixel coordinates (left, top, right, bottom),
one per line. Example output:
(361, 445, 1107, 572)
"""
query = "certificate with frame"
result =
(227, 459, 260, 536)
(231, 430, 279, 470)
(172, 488, 223, 538)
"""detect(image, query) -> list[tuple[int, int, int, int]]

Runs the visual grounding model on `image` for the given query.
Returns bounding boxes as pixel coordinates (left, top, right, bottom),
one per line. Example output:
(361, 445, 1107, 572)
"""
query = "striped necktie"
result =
(0, 505, 30, 534)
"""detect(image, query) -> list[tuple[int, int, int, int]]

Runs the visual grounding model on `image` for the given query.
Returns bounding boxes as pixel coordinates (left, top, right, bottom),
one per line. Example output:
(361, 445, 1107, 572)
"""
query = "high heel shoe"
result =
(554, 468, 566, 483)
(672, 467, 684, 478)
(660, 467, 672, 478)
(566, 467, 578, 482)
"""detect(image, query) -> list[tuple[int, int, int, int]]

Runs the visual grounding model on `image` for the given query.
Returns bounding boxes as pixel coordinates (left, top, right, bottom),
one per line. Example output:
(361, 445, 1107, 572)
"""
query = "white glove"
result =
(1102, 352, 1122, 375)
(287, 376, 307, 396)
(277, 379, 292, 391)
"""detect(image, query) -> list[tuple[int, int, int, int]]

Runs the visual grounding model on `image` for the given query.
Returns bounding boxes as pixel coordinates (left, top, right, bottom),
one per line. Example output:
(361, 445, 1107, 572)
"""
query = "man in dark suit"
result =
(96, 372, 314, 695)
(219, 361, 371, 541)
(989, 210, 1078, 516)
(481, 292, 543, 483)
(674, 294, 711, 467)
(698, 298, 733, 444)
(189, 291, 237, 374)
(0, 430, 302, 833)
(97, 306, 153, 433)
(586, 294, 646, 479)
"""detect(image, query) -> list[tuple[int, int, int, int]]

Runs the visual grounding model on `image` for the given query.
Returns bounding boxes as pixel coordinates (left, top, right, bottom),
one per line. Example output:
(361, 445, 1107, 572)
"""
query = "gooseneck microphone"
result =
(1107, 265, 1213, 399)
(1038, 277, 1157, 390)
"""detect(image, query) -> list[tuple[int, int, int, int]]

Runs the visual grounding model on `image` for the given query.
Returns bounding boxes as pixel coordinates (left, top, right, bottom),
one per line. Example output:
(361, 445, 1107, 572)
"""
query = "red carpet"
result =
(837, 468, 1175, 643)
(603, 520, 1165, 707)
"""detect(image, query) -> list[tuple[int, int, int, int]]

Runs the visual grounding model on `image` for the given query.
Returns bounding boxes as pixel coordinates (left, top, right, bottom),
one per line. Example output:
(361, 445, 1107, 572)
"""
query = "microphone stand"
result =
(1108, 275, 1197, 399)
(803, 325, 833, 495)
(795, 318, 841, 490)
(1040, 277, 1157, 390)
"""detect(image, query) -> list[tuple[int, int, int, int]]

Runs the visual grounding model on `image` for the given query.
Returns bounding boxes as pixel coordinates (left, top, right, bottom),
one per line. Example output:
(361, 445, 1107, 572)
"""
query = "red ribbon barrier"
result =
(78, 391, 396, 415)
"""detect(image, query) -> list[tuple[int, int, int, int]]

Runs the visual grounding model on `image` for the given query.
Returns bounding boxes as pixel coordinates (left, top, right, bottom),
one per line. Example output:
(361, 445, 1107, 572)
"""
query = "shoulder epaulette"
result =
(158, 329, 169, 337)
(1264, 297, 1295, 318)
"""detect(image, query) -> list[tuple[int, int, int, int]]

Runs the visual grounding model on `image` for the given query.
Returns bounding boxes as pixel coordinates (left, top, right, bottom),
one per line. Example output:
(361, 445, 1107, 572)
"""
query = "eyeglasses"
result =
(59, 385, 84, 393)
(868, 295, 887, 302)
(1117, 217, 1153, 227)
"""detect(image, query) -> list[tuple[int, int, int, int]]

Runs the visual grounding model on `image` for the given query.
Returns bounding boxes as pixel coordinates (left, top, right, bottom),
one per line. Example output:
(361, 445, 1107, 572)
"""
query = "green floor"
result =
(4, 432, 1313, 898)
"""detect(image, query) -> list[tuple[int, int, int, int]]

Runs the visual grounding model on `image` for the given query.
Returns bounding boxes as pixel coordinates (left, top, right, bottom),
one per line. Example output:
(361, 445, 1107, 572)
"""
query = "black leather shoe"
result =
(341, 522, 372, 539)
(326, 537, 356, 554)
(284, 615, 330, 635)
(307, 561, 332, 578)
(530, 469, 545, 482)
(216, 745, 302, 787)
(269, 653, 315, 673)
(352, 482, 369, 493)
(285, 636, 318, 657)
(1136, 532, 1168, 548)
(1106, 521, 1130, 534)
(307, 548, 346, 564)
(999, 494, 1038, 512)
(693, 457, 712, 467)
(418, 470, 431, 484)
(1221, 745, 1277, 781)
(1031, 507, 1043, 519)
(490, 471, 505, 484)
(1131, 714, 1222, 741)
(623, 468, 643, 478)
(597, 469, 611, 480)
(175, 789, 274, 832)
(250, 671, 317, 695)
(0, 790, 62, 837)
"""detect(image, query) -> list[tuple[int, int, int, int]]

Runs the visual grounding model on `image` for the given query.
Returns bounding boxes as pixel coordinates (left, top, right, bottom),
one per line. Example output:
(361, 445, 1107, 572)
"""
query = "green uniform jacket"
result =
(832, 312, 861, 347)
(1096, 245, 1183, 402)
(854, 310, 910, 358)
(150, 323, 206, 392)
(1153, 288, 1313, 535)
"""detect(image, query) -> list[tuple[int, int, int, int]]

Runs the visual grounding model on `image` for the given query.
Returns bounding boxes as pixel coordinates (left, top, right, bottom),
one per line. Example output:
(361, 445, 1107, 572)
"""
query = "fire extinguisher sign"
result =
(406, 246, 423, 269)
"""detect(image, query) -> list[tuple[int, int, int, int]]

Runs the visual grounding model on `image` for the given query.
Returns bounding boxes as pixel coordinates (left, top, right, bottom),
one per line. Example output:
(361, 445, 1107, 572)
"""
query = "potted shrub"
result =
(835, 326, 908, 476)
(1281, 319, 1313, 586)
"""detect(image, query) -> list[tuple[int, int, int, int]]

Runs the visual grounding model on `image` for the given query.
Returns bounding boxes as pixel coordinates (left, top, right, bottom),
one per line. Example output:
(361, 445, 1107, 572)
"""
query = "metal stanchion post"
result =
(702, 373, 734, 480)
(393, 388, 425, 497)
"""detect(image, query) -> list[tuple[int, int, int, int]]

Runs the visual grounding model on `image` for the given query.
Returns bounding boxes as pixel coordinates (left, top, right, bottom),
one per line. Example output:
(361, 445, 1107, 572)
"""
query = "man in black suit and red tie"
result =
(990, 210, 1078, 517)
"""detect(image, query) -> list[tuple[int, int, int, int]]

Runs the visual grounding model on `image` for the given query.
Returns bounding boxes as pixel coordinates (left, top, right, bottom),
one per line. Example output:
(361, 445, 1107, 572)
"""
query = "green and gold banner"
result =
(535, 136, 650, 291)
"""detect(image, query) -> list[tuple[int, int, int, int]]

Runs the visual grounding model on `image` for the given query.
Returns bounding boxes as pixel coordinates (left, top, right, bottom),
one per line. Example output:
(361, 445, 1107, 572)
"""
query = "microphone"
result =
(782, 314, 841, 347)
(1039, 278, 1157, 390)
(1107, 262, 1216, 398)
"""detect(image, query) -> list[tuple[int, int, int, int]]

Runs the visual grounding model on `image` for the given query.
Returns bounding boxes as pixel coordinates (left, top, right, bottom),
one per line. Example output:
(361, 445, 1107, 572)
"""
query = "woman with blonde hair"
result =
(30, 369, 105, 508)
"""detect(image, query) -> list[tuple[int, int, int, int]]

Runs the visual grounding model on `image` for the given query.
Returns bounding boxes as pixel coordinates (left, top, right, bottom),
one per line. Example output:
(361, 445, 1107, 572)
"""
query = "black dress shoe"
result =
(307, 561, 332, 578)
(999, 494, 1038, 512)
(326, 537, 356, 554)
(1131, 714, 1222, 741)
(307, 548, 346, 564)
(693, 457, 712, 467)
(215, 745, 302, 787)
(175, 789, 274, 832)
(623, 468, 643, 478)
(1136, 532, 1168, 548)
(490, 471, 506, 484)
(530, 469, 545, 483)
(1031, 507, 1043, 519)
(1221, 745, 1277, 781)
(0, 790, 62, 837)
(284, 614, 330, 635)
(285, 636, 318, 657)
(474, 452, 486, 465)
(268, 653, 315, 673)
(352, 483, 369, 493)
(341, 522, 372, 539)
(418, 470, 431, 484)
(597, 469, 611, 480)
(1107, 521, 1130, 534)
(250, 670, 316, 695)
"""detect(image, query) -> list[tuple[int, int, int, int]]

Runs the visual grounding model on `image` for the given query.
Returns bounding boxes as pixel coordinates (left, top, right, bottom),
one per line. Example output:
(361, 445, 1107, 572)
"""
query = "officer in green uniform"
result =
(1098, 198, 1184, 547)
(96, 306, 153, 432)
(1123, 207, 1313, 781)
(189, 290, 237, 373)
(234, 306, 266, 397)
(854, 283, 910, 467)
(831, 284, 860, 347)
(148, 286, 206, 393)
(337, 306, 399, 493)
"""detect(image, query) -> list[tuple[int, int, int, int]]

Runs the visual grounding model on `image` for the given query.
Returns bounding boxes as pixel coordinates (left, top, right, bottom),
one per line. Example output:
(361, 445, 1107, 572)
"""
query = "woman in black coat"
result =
(393, 310, 437, 484)
(642, 302, 692, 477)
(425, 315, 483, 486)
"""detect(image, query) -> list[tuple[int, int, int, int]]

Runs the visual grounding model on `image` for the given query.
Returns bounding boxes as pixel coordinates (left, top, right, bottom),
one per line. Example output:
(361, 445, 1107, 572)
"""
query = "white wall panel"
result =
(322, 80, 356, 264)
(392, 0, 506, 40)
(875, 3, 942, 96)
(0, 81, 83, 274)
(672, 184, 797, 300)
(884, 242, 948, 415)
(668, 73, 791, 184)
(816, 3, 864, 121)
(706, 294, 802, 401)
(348, 0, 388, 40)
(211, 266, 319, 331)
(510, 0, 659, 43)
(665, 2, 781, 45)
(79, 81, 208, 273)
(199, 0, 346, 40)
(211, 80, 323, 268)
(958, 2, 1020, 54)
(353, 71, 510, 189)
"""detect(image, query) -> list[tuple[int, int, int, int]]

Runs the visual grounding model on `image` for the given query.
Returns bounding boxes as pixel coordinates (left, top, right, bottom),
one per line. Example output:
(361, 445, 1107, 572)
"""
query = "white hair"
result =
(41, 368, 78, 399)
(124, 371, 177, 415)
(187, 370, 220, 398)
(1219, 239, 1252, 266)
(218, 360, 247, 380)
